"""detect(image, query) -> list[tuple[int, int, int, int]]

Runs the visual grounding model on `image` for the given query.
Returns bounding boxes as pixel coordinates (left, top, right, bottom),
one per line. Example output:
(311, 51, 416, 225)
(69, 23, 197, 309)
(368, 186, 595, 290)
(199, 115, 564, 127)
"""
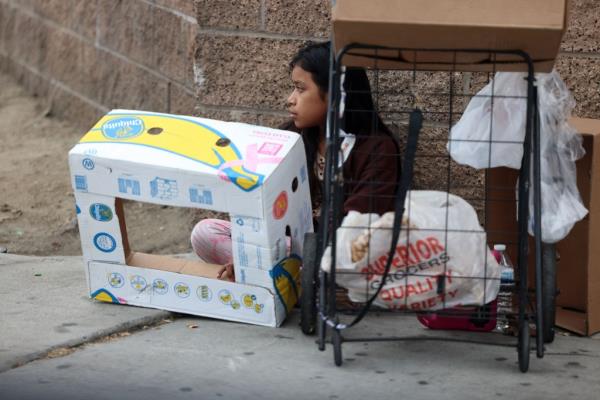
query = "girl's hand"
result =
(218, 262, 235, 282)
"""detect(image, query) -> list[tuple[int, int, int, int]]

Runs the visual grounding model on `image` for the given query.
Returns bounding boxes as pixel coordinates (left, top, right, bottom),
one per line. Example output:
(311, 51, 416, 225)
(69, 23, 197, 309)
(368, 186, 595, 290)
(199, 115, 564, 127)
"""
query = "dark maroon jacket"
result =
(341, 133, 399, 215)
(279, 121, 400, 223)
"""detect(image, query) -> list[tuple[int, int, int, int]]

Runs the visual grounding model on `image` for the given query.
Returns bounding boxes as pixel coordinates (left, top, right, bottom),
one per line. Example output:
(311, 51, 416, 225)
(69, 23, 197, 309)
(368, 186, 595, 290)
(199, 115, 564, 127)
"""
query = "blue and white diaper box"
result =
(68, 110, 313, 327)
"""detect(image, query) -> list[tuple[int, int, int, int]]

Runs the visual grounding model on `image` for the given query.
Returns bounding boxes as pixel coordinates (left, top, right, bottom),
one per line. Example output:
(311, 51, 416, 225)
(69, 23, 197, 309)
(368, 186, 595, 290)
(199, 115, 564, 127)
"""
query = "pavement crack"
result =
(0, 313, 176, 374)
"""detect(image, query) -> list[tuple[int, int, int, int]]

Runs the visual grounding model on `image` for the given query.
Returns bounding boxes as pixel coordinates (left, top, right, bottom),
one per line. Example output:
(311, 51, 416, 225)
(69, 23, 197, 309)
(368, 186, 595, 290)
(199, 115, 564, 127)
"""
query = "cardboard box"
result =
(332, 0, 569, 72)
(486, 118, 600, 336)
(554, 118, 600, 336)
(69, 110, 313, 327)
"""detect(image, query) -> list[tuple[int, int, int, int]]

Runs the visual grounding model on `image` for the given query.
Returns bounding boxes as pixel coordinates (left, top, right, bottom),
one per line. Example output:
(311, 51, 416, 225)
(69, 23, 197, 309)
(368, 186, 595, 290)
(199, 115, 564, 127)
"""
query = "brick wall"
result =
(0, 0, 597, 131)
(0, 0, 199, 130)
(193, 0, 329, 127)
(558, 0, 600, 119)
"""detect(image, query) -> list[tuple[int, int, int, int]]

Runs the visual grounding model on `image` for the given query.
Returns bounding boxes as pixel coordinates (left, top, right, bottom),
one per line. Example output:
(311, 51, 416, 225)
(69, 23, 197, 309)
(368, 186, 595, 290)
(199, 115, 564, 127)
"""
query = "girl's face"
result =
(287, 66, 328, 130)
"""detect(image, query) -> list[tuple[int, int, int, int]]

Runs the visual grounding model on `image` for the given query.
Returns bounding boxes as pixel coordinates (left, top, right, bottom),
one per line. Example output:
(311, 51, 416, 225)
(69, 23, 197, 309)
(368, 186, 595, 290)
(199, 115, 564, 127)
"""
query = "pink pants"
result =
(190, 219, 292, 265)
(190, 219, 234, 265)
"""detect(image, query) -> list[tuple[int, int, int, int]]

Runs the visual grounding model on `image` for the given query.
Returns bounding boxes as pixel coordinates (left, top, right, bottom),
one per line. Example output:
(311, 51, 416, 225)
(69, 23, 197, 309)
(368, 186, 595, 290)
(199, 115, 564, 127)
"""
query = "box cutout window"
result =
(115, 198, 227, 280)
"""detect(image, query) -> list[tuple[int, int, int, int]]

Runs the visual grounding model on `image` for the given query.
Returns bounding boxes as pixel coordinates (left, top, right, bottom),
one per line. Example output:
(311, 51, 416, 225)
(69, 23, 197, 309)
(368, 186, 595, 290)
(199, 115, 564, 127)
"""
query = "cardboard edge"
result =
(332, 1, 568, 30)
(87, 261, 283, 327)
(556, 307, 591, 336)
(115, 198, 131, 257)
(331, 0, 568, 72)
(569, 117, 600, 136)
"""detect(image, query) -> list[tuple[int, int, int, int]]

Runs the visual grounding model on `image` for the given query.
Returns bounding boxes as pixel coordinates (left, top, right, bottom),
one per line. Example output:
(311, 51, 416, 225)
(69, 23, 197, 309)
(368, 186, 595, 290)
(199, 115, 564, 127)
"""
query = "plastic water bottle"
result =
(493, 244, 515, 334)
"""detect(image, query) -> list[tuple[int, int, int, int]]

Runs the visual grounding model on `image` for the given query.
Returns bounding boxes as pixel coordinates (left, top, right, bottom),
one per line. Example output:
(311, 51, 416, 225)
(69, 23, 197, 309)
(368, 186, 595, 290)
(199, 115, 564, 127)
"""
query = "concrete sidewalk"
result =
(0, 254, 171, 372)
(1, 254, 599, 400)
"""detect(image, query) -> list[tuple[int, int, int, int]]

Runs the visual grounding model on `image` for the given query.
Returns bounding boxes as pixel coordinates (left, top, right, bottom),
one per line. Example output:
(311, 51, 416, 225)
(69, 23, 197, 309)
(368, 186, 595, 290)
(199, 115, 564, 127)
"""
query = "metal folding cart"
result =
(300, 44, 557, 372)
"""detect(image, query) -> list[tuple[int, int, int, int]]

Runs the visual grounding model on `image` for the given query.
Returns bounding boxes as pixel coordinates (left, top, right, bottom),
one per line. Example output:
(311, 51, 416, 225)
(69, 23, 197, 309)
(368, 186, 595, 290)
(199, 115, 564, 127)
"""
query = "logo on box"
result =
(258, 142, 283, 156)
(102, 117, 144, 140)
(108, 272, 125, 288)
(197, 285, 213, 302)
(153, 279, 169, 295)
(82, 158, 95, 170)
(189, 186, 213, 205)
(118, 177, 141, 196)
(273, 191, 288, 220)
(93, 232, 116, 253)
(130, 275, 147, 291)
(174, 282, 190, 298)
(150, 177, 178, 200)
(89, 203, 113, 222)
(234, 216, 261, 232)
(75, 175, 88, 191)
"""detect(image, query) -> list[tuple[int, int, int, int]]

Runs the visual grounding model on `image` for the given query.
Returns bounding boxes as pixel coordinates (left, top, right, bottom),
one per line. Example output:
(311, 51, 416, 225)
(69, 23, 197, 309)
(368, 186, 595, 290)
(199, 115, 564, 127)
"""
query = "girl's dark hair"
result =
(289, 41, 398, 220)
(289, 41, 330, 98)
(289, 41, 394, 137)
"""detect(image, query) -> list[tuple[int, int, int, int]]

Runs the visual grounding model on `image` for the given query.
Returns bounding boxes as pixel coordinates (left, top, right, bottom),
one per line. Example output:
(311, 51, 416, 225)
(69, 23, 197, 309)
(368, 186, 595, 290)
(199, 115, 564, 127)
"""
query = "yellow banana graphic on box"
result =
(270, 255, 301, 314)
(80, 112, 264, 192)
(91, 288, 121, 304)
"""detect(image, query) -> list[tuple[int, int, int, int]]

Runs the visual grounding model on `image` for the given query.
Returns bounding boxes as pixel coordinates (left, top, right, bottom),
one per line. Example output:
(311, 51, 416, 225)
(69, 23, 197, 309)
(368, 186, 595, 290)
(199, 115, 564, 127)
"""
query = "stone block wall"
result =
(0, 0, 199, 130)
(193, 0, 330, 127)
(558, 0, 600, 119)
(0, 0, 597, 130)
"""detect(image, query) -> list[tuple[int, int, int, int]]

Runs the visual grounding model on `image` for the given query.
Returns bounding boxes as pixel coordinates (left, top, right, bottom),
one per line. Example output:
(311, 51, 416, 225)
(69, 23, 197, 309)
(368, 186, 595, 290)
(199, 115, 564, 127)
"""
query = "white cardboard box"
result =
(68, 110, 313, 327)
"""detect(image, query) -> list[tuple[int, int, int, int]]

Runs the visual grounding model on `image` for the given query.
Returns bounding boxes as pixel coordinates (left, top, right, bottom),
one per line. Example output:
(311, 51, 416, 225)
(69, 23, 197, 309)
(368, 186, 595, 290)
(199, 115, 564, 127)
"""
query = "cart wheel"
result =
(542, 243, 556, 344)
(518, 319, 530, 373)
(332, 328, 343, 366)
(300, 232, 318, 335)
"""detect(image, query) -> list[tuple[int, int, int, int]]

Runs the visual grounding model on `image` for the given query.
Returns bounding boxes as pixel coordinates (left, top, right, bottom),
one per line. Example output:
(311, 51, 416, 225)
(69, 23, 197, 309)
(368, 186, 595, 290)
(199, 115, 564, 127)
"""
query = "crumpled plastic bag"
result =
(448, 72, 528, 169)
(449, 70, 588, 243)
(527, 71, 588, 243)
(321, 191, 500, 311)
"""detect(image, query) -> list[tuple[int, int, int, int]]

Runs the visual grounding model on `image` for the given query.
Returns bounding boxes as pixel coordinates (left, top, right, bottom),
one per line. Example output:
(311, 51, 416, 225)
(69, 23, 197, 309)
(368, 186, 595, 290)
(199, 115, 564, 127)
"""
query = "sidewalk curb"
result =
(0, 311, 173, 374)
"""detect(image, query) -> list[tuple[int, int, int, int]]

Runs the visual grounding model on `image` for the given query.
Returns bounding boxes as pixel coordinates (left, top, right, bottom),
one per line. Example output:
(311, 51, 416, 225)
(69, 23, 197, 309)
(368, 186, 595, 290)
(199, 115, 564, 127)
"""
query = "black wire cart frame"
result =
(300, 43, 557, 373)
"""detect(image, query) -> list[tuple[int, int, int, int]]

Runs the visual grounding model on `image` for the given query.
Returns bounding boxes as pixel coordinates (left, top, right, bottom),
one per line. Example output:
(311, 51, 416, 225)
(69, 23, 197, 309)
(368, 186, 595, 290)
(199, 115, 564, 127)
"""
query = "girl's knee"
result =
(191, 219, 213, 255)
(191, 219, 213, 238)
(190, 218, 232, 264)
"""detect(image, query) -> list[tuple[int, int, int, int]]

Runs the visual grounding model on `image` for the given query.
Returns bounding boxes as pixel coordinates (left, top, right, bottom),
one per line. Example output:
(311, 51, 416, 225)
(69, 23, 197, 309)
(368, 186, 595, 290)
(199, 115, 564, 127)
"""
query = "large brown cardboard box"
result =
(486, 118, 600, 336)
(332, 0, 569, 72)
(554, 118, 600, 336)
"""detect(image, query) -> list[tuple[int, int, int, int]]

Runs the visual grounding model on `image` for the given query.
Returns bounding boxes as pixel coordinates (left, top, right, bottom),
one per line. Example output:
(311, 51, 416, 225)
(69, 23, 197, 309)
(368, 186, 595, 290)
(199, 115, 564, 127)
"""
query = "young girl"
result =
(191, 41, 400, 279)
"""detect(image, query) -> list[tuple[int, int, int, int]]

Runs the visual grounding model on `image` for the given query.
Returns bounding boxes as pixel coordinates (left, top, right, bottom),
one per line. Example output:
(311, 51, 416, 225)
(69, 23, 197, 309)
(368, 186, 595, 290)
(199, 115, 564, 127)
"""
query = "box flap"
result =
(333, 0, 566, 29)
(127, 252, 224, 280)
(68, 110, 307, 218)
(332, 0, 568, 72)
(71, 110, 300, 191)
(569, 117, 600, 136)
(556, 219, 589, 310)
(588, 120, 600, 331)
(556, 307, 600, 336)
(555, 131, 592, 310)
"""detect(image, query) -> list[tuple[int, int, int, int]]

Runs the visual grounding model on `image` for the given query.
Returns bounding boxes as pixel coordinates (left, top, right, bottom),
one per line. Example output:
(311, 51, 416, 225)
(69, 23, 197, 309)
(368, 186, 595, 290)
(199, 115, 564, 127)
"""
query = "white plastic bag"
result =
(450, 70, 587, 242)
(527, 71, 588, 243)
(321, 191, 500, 311)
(448, 72, 528, 169)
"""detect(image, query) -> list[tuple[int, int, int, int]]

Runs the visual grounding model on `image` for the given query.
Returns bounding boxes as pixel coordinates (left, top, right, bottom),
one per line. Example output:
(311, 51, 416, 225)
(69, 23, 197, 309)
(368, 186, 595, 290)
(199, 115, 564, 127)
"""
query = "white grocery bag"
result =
(448, 73, 528, 169)
(321, 191, 500, 311)
(449, 70, 587, 243)
(529, 71, 587, 243)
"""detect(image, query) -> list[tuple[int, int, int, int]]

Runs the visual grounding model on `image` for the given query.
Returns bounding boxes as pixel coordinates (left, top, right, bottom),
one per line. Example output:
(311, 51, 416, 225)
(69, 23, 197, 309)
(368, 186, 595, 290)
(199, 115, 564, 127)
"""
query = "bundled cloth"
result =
(321, 191, 500, 311)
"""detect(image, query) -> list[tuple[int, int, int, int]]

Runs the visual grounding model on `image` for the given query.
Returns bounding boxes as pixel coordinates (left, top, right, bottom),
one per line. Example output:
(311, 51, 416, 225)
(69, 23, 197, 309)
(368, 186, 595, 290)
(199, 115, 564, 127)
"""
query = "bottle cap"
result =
(493, 244, 506, 251)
